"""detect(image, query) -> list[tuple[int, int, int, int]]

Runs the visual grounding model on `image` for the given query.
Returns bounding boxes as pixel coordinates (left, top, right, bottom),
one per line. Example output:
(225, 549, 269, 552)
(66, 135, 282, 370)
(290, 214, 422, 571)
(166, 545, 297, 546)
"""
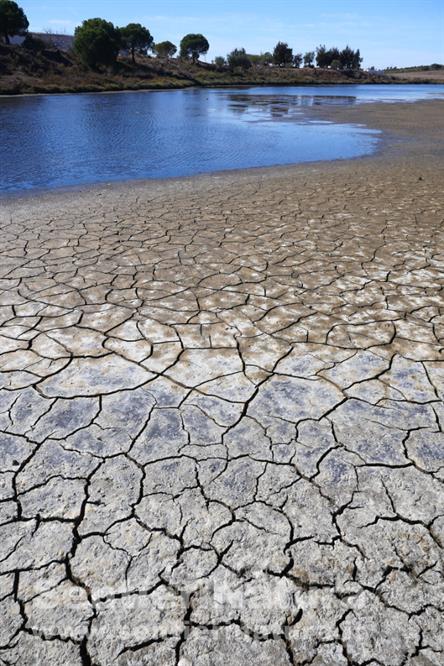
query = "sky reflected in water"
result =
(1, 84, 443, 193)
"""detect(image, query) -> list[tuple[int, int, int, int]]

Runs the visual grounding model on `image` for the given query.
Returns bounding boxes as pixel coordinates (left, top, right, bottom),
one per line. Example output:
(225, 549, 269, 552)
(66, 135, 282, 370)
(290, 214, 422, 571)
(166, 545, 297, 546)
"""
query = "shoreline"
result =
(2, 97, 443, 205)
(1, 77, 444, 98)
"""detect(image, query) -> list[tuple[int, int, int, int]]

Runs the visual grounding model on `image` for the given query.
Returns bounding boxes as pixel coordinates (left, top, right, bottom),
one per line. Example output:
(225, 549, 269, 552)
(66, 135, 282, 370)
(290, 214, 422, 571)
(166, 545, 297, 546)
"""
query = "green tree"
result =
(247, 52, 271, 65)
(120, 23, 153, 63)
(338, 46, 353, 69)
(155, 40, 177, 58)
(227, 48, 252, 71)
(330, 59, 342, 70)
(352, 48, 362, 70)
(180, 33, 209, 63)
(74, 18, 121, 68)
(213, 55, 226, 69)
(260, 51, 273, 65)
(339, 46, 362, 70)
(273, 41, 293, 67)
(303, 51, 315, 67)
(316, 45, 329, 68)
(317, 45, 343, 68)
(293, 52, 303, 68)
(327, 47, 340, 65)
(0, 0, 28, 44)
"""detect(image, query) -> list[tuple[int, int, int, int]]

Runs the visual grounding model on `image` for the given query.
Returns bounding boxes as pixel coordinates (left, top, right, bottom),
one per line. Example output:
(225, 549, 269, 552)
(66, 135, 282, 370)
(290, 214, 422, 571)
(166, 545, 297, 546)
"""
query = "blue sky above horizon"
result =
(20, 0, 444, 69)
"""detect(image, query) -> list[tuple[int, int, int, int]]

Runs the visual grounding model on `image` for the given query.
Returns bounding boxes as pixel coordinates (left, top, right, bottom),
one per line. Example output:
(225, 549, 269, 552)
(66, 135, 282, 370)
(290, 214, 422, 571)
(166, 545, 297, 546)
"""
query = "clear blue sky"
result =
(20, 0, 444, 68)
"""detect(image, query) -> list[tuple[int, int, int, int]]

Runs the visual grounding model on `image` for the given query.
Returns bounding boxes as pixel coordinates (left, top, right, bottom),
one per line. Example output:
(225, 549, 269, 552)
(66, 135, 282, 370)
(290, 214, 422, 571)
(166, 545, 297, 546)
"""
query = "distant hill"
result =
(0, 43, 404, 95)
(386, 64, 444, 83)
(386, 64, 443, 72)
(10, 32, 74, 51)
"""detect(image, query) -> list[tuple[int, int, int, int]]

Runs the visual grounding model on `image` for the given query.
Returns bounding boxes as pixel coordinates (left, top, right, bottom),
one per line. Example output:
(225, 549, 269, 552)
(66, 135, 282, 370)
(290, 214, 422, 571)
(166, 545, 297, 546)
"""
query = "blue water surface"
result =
(0, 83, 443, 192)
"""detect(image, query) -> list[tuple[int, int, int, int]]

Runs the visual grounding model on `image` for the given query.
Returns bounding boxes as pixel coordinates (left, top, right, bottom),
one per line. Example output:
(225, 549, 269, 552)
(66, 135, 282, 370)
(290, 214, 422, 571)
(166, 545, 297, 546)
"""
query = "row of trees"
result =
(217, 42, 362, 71)
(0, 0, 362, 72)
(73, 19, 155, 67)
(73, 19, 210, 67)
(315, 44, 362, 70)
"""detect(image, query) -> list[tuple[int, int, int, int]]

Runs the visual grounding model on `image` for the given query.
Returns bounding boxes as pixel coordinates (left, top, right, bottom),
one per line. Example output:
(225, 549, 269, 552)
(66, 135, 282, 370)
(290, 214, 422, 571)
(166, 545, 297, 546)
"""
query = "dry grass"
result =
(388, 69, 444, 82)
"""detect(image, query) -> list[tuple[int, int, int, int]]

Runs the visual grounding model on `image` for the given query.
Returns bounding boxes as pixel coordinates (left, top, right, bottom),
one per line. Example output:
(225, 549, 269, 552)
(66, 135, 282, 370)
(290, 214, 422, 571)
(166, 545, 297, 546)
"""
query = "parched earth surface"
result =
(0, 148, 444, 664)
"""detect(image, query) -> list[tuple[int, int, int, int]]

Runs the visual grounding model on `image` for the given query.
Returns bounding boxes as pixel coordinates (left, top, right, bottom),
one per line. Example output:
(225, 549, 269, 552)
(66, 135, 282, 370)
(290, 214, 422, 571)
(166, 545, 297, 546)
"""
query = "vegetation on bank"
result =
(0, 0, 438, 95)
(0, 43, 392, 95)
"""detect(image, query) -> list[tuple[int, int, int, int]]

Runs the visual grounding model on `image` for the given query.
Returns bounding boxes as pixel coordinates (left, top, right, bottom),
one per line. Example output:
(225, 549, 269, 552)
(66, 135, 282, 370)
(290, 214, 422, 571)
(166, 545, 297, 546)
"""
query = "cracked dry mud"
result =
(0, 154, 443, 665)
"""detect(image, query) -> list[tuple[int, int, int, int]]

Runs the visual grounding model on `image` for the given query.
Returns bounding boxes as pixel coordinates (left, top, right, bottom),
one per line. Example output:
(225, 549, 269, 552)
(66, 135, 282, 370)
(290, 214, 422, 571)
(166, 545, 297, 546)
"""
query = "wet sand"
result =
(0, 99, 443, 665)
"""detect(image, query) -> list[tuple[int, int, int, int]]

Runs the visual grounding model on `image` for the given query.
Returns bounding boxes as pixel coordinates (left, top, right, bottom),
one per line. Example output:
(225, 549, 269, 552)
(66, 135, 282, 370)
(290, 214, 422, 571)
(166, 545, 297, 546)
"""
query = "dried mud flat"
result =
(0, 100, 444, 665)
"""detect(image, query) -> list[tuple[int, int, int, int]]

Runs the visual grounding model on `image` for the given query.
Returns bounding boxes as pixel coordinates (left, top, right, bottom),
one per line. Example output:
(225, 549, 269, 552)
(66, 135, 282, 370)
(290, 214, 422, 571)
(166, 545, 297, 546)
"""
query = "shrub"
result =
(227, 48, 251, 71)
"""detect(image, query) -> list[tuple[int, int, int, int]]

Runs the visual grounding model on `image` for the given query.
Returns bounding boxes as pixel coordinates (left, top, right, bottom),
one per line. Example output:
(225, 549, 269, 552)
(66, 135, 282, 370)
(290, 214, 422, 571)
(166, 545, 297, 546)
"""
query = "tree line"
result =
(220, 43, 362, 71)
(73, 21, 211, 67)
(0, 0, 362, 72)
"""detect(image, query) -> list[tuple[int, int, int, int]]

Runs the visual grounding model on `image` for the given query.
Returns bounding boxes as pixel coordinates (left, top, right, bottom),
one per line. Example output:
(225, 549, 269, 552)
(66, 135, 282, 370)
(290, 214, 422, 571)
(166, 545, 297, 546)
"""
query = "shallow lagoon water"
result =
(1, 83, 443, 192)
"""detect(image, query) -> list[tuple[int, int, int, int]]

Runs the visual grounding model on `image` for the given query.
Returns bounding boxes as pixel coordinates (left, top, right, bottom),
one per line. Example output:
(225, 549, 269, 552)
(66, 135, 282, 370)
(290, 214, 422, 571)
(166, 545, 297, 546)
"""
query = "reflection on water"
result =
(226, 93, 356, 121)
(1, 83, 443, 193)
